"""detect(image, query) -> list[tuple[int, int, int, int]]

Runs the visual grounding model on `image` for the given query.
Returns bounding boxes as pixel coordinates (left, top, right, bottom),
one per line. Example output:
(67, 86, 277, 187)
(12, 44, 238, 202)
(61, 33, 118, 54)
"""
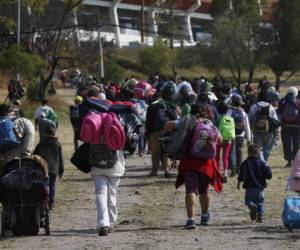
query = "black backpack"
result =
(145, 100, 166, 138)
(253, 104, 270, 133)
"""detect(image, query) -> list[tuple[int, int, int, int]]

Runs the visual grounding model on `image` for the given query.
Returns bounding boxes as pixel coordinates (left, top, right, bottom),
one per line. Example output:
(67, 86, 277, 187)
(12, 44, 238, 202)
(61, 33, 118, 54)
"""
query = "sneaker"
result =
(149, 171, 158, 177)
(285, 161, 292, 168)
(184, 219, 196, 229)
(230, 170, 236, 177)
(98, 226, 109, 236)
(164, 172, 172, 178)
(249, 204, 257, 221)
(108, 224, 117, 233)
(200, 213, 210, 226)
(256, 215, 263, 223)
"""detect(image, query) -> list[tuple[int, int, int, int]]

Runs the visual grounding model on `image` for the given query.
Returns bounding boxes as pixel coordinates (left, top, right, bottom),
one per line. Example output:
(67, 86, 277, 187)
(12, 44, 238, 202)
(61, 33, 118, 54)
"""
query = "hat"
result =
(74, 96, 83, 103)
(267, 90, 280, 102)
(287, 87, 298, 97)
(231, 94, 244, 106)
(162, 82, 176, 101)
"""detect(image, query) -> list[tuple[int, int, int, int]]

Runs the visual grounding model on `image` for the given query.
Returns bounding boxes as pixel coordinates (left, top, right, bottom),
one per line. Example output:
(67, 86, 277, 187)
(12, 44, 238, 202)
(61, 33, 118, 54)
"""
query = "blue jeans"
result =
(49, 173, 57, 206)
(245, 188, 265, 216)
(229, 137, 244, 174)
(253, 132, 274, 162)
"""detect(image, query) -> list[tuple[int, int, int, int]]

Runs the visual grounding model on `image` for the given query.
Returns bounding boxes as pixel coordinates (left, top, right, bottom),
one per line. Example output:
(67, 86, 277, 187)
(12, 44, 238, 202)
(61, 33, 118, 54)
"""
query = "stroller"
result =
(0, 156, 50, 236)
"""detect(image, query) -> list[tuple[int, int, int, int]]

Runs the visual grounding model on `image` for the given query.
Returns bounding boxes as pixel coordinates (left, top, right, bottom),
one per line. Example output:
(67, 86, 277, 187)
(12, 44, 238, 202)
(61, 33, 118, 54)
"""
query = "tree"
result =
(138, 40, 175, 76)
(0, 44, 46, 78)
(264, 0, 300, 91)
(199, 0, 264, 87)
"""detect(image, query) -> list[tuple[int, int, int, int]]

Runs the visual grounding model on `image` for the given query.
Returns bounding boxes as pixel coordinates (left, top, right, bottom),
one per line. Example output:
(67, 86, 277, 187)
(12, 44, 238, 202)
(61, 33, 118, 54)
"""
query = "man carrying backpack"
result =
(228, 95, 251, 176)
(278, 87, 300, 167)
(34, 99, 54, 130)
(146, 82, 178, 177)
(248, 94, 279, 163)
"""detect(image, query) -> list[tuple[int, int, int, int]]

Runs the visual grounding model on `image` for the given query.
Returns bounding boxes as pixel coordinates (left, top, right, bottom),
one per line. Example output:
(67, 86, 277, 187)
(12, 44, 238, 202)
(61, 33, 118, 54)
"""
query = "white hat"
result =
(287, 87, 298, 97)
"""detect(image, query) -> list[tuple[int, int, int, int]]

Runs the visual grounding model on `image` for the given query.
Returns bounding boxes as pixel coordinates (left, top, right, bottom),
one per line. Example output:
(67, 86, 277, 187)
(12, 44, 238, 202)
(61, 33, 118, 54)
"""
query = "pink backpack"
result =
(134, 80, 156, 99)
(80, 113, 107, 144)
(190, 119, 219, 159)
(104, 113, 126, 150)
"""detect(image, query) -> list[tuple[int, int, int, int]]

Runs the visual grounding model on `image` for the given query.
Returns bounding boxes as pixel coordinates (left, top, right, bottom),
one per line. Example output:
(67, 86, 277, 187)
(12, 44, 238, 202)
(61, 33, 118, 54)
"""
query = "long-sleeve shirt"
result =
(238, 156, 272, 189)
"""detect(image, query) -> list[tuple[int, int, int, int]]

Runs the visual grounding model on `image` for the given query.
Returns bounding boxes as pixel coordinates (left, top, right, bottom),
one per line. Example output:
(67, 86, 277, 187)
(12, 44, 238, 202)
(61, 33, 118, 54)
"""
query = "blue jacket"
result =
(238, 156, 272, 189)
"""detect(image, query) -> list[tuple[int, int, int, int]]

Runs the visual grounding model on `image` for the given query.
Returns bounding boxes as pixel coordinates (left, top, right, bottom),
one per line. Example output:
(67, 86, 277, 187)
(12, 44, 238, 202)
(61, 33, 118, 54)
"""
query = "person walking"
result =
(34, 126, 64, 209)
(238, 144, 272, 223)
(278, 87, 300, 167)
(248, 93, 279, 162)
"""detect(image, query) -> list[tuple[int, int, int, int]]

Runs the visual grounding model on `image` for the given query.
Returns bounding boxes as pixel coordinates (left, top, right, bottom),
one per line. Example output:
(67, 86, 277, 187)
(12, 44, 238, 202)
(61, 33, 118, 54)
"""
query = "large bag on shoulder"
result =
(0, 117, 20, 153)
(282, 196, 300, 231)
(283, 100, 299, 122)
(253, 104, 270, 133)
(104, 113, 126, 150)
(70, 143, 91, 173)
(159, 115, 196, 160)
(88, 144, 118, 169)
(190, 119, 219, 159)
(218, 115, 235, 140)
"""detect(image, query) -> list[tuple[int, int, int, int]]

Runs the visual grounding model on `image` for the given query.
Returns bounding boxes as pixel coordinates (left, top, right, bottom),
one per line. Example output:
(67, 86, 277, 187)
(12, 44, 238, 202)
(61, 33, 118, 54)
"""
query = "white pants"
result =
(92, 175, 120, 229)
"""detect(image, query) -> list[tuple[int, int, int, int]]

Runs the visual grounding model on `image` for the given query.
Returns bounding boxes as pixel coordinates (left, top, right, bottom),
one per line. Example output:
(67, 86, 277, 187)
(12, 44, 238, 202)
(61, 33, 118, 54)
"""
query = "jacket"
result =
(238, 156, 272, 189)
(227, 108, 251, 141)
(34, 136, 64, 175)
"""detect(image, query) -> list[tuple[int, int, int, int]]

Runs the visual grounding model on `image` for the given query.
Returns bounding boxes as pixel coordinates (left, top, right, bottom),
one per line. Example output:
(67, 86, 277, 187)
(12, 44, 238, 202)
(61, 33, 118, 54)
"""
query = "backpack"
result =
(159, 115, 196, 160)
(0, 117, 20, 153)
(145, 100, 166, 138)
(283, 100, 299, 122)
(88, 144, 118, 169)
(190, 119, 219, 159)
(253, 104, 270, 133)
(231, 109, 245, 135)
(104, 113, 126, 151)
(46, 110, 58, 125)
(80, 112, 107, 144)
(218, 115, 235, 141)
(282, 196, 300, 231)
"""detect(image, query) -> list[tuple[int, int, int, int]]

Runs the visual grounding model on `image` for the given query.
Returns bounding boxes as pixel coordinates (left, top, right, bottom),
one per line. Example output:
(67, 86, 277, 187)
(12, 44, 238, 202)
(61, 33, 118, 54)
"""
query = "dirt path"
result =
(1, 119, 299, 250)
(1, 90, 300, 249)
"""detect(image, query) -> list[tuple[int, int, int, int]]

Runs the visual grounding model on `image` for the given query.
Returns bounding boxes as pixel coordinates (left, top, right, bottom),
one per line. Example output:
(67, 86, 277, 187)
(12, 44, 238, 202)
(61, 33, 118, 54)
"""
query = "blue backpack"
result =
(231, 109, 245, 135)
(0, 117, 20, 153)
(282, 196, 300, 231)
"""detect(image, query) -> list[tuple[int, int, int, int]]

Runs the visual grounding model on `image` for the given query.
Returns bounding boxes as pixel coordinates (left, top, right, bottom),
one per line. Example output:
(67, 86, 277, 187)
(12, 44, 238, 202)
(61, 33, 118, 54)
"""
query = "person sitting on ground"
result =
(34, 126, 64, 209)
(237, 144, 272, 223)
(166, 104, 223, 229)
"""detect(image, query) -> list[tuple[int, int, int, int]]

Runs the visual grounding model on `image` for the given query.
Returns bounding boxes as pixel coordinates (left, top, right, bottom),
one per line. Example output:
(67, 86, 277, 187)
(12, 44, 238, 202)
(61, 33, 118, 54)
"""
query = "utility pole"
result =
(170, 0, 175, 49)
(141, 0, 145, 44)
(97, 7, 104, 79)
(17, 0, 21, 81)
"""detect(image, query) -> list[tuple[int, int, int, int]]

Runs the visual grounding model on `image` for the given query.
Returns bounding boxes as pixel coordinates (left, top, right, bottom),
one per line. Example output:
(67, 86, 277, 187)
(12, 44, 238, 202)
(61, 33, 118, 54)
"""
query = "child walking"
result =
(34, 126, 64, 209)
(237, 144, 272, 222)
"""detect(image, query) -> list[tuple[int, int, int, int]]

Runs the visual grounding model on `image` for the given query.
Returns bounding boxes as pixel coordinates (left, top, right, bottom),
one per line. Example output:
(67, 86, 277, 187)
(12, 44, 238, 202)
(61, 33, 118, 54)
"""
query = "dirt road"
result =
(1, 90, 300, 249)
